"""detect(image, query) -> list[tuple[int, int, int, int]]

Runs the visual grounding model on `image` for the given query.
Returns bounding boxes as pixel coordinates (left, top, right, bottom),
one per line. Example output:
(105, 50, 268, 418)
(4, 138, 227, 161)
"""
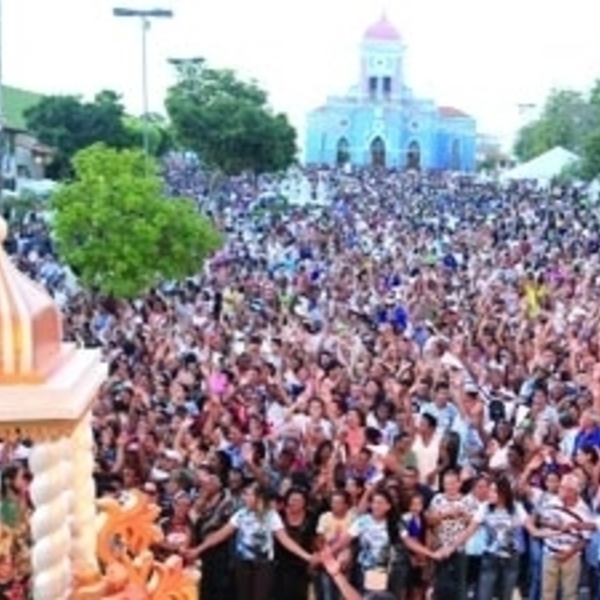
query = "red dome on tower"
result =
(363, 13, 402, 43)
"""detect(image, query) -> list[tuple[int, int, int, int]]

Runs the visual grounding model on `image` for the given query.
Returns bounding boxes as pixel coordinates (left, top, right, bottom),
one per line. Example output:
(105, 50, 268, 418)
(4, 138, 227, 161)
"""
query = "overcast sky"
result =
(4, 0, 600, 149)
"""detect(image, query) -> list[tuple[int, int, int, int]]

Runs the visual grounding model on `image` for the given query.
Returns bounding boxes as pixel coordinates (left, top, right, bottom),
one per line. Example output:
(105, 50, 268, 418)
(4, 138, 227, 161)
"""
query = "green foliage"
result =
(555, 162, 583, 185)
(514, 81, 600, 179)
(580, 129, 600, 180)
(123, 113, 174, 157)
(51, 143, 222, 299)
(165, 64, 296, 175)
(24, 91, 133, 179)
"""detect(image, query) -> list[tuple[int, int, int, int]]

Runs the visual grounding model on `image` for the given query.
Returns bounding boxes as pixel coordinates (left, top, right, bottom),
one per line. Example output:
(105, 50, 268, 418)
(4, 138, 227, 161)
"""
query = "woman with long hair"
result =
(400, 492, 434, 600)
(275, 487, 316, 600)
(441, 475, 555, 600)
(189, 473, 235, 600)
(329, 488, 399, 595)
(188, 482, 315, 600)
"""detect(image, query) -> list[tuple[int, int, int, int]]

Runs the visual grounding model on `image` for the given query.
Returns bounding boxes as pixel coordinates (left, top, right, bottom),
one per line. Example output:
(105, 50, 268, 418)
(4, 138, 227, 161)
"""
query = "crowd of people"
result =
(2, 164, 600, 600)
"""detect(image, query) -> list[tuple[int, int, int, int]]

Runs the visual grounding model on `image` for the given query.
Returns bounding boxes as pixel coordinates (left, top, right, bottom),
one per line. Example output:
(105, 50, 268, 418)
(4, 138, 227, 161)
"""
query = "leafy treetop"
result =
(52, 143, 221, 299)
(514, 80, 600, 179)
(24, 91, 172, 179)
(166, 63, 296, 175)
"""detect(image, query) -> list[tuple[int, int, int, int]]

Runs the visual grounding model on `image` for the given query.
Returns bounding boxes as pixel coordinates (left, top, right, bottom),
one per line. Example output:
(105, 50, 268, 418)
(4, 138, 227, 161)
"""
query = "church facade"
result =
(305, 15, 477, 171)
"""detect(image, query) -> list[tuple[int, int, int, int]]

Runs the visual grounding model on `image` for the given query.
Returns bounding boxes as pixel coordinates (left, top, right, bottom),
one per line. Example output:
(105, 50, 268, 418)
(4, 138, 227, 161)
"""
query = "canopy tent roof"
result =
(501, 147, 581, 182)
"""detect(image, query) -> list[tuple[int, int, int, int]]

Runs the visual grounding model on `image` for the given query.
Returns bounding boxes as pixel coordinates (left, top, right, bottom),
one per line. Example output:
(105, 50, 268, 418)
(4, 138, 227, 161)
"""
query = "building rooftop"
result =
(439, 106, 472, 119)
(363, 13, 402, 43)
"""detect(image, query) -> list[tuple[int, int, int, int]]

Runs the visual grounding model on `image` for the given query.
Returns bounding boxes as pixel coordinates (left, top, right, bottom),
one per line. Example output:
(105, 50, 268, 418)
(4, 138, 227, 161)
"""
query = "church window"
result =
(383, 77, 392, 99)
(411, 121, 418, 130)
(368, 77, 378, 100)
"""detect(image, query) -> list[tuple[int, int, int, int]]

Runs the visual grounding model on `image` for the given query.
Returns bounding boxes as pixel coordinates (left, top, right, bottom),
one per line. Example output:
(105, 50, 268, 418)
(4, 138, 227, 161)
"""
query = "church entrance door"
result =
(336, 138, 351, 166)
(370, 137, 386, 167)
(406, 140, 421, 170)
(450, 139, 461, 170)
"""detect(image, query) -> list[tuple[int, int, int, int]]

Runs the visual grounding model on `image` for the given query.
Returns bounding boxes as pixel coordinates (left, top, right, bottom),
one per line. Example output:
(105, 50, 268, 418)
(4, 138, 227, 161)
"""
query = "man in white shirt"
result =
(411, 413, 442, 487)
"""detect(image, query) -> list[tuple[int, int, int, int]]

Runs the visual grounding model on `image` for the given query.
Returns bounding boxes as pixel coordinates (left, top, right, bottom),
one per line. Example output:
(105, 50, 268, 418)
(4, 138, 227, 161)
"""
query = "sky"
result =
(4, 0, 600, 150)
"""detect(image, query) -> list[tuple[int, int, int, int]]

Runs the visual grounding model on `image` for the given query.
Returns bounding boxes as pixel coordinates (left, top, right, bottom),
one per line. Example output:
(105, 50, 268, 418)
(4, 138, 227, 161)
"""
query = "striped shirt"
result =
(539, 498, 592, 553)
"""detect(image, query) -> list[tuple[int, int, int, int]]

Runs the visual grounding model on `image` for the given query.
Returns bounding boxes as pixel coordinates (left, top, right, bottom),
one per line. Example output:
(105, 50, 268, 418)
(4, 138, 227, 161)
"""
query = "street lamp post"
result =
(168, 57, 204, 81)
(113, 7, 173, 170)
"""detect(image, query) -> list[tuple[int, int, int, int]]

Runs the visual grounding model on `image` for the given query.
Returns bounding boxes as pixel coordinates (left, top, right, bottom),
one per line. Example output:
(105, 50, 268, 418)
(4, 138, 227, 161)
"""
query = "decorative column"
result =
(0, 216, 107, 597)
(29, 437, 73, 600)
(69, 409, 100, 574)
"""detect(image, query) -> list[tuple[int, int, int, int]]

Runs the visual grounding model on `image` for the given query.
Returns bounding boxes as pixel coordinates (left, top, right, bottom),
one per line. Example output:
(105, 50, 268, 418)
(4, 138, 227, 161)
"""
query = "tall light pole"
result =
(113, 7, 173, 170)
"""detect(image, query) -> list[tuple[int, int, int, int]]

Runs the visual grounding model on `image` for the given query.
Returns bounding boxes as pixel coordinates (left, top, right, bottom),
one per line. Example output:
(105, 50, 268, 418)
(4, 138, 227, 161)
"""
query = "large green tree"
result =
(165, 63, 296, 174)
(25, 90, 134, 179)
(514, 89, 596, 161)
(52, 143, 221, 298)
(513, 82, 600, 179)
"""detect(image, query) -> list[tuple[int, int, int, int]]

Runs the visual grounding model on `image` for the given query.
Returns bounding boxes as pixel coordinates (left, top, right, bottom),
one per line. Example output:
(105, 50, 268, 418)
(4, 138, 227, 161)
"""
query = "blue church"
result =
(305, 14, 477, 171)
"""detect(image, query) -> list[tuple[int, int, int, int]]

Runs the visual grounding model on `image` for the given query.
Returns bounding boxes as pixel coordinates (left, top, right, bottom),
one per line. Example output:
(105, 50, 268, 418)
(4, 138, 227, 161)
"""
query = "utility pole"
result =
(113, 7, 173, 172)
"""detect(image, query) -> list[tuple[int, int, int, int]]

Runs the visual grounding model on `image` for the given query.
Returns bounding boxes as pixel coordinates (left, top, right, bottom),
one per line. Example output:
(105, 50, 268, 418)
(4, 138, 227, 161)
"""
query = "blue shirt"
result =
(574, 428, 600, 453)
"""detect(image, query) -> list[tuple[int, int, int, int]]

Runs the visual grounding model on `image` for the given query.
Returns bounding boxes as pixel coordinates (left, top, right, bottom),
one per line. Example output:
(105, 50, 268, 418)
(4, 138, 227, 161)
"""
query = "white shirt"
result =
(412, 432, 442, 485)
(291, 414, 333, 439)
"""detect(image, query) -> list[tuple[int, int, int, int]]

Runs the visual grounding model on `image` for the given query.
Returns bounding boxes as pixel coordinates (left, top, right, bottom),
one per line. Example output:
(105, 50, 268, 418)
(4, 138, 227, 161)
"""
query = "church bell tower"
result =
(360, 12, 404, 103)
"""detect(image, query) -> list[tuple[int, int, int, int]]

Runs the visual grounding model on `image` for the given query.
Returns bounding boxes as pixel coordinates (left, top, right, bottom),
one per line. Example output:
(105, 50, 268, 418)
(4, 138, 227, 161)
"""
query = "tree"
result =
(123, 113, 174, 157)
(580, 129, 600, 180)
(165, 63, 296, 174)
(25, 91, 133, 179)
(514, 89, 595, 161)
(513, 81, 600, 179)
(52, 143, 222, 298)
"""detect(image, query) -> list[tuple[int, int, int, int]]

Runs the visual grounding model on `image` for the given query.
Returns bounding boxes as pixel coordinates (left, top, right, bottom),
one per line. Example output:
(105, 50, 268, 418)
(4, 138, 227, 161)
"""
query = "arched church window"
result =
(336, 138, 351, 165)
(406, 140, 421, 170)
(370, 137, 386, 167)
(383, 77, 392, 99)
(368, 77, 378, 100)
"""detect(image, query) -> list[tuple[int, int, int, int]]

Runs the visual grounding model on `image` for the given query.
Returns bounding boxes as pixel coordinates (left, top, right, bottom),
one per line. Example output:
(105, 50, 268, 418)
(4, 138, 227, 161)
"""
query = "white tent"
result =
(501, 147, 580, 183)
(16, 178, 58, 196)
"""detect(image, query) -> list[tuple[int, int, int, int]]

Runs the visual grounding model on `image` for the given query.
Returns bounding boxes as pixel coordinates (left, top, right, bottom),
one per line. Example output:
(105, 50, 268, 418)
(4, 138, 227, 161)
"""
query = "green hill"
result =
(2, 85, 44, 131)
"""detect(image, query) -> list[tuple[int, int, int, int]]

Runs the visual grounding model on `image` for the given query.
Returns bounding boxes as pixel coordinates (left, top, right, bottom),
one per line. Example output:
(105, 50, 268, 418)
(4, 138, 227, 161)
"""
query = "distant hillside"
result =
(2, 85, 44, 131)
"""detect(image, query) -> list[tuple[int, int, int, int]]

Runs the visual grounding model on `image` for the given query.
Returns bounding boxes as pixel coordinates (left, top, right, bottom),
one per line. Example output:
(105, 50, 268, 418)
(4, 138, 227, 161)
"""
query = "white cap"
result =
(149, 467, 170, 482)
(163, 449, 184, 463)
